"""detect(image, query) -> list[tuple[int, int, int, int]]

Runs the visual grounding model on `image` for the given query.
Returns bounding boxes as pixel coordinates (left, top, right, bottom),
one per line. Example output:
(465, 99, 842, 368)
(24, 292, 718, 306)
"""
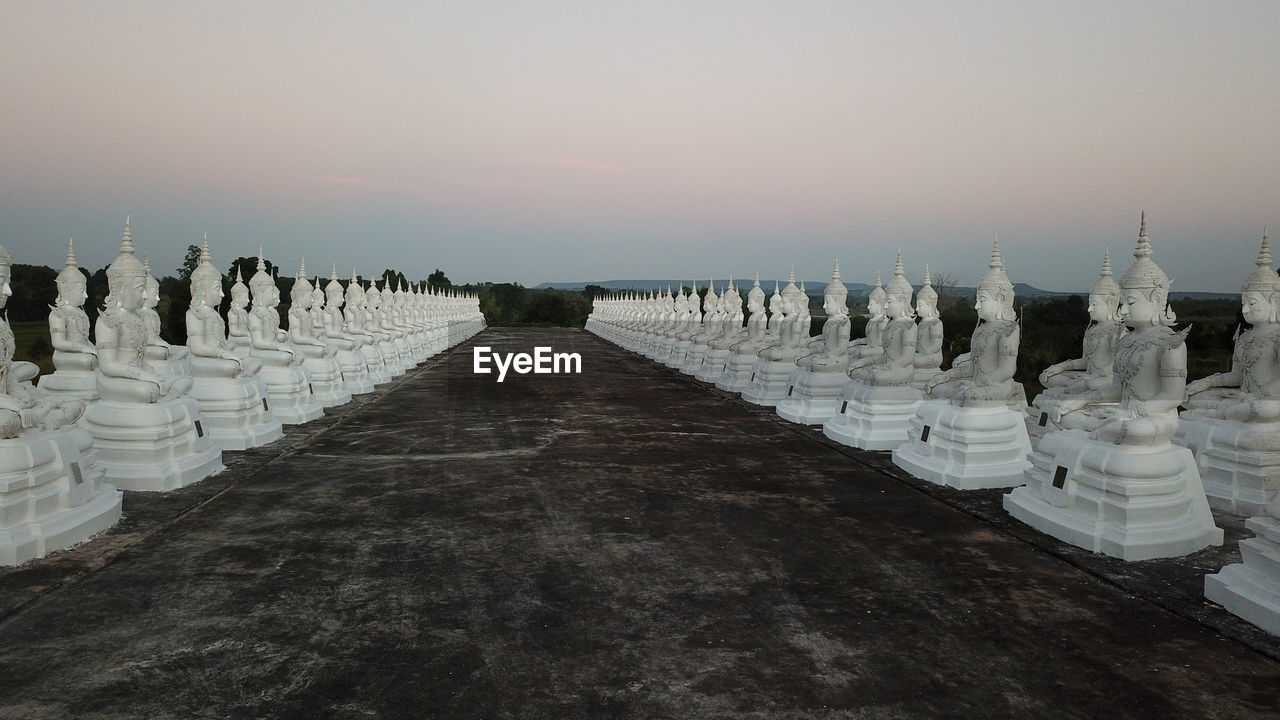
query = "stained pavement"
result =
(1, 327, 1279, 719)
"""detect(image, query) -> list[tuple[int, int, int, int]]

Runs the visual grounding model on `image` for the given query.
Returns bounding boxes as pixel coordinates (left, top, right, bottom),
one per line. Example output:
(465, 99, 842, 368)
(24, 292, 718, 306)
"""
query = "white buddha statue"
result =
(82, 219, 224, 491)
(777, 260, 851, 424)
(39, 240, 100, 401)
(184, 237, 282, 450)
(365, 281, 407, 376)
(1025, 250, 1124, 447)
(667, 281, 704, 369)
(681, 281, 721, 375)
(742, 270, 811, 407)
(700, 281, 747, 382)
(345, 271, 394, 383)
(382, 280, 421, 365)
(288, 260, 351, 408)
(226, 267, 252, 358)
(851, 271, 889, 362)
(1006, 214, 1221, 560)
(656, 287, 690, 364)
(141, 257, 191, 380)
(892, 240, 1032, 489)
(0, 242, 121, 565)
(315, 265, 376, 394)
(716, 276, 771, 392)
(247, 252, 324, 424)
(910, 266, 945, 390)
(824, 254, 923, 449)
(1176, 229, 1280, 515)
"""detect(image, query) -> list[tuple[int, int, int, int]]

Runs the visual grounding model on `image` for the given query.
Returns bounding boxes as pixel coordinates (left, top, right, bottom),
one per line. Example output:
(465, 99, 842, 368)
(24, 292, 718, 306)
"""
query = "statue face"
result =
(1241, 290, 1273, 325)
(885, 294, 905, 319)
(58, 280, 88, 307)
(295, 289, 313, 310)
(916, 296, 937, 319)
(0, 265, 11, 310)
(823, 294, 844, 316)
(204, 282, 224, 307)
(144, 281, 160, 309)
(868, 296, 883, 315)
(975, 290, 1001, 322)
(231, 287, 248, 308)
(1086, 293, 1116, 322)
(1118, 289, 1156, 328)
(117, 277, 146, 311)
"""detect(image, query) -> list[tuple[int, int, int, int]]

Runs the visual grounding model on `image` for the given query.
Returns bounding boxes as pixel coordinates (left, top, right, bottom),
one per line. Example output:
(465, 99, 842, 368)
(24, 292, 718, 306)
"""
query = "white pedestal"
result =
(694, 348, 731, 383)
(666, 339, 693, 369)
(715, 352, 758, 393)
(680, 342, 711, 376)
(1005, 430, 1223, 560)
(256, 364, 325, 425)
(824, 383, 923, 451)
(1205, 515, 1280, 635)
(740, 358, 797, 407)
(0, 427, 122, 565)
(776, 368, 850, 425)
(358, 344, 393, 385)
(892, 400, 1031, 489)
(37, 368, 100, 402)
(333, 348, 376, 395)
(83, 397, 225, 492)
(1176, 416, 1280, 517)
(188, 374, 284, 451)
(301, 355, 352, 408)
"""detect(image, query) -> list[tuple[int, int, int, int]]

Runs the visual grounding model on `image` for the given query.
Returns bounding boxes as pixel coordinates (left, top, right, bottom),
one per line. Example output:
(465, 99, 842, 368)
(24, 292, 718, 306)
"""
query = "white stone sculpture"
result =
(741, 269, 811, 406)
(911, 267, 944, 390)
(892, 241, 1033, 489)
(667, 281, 703, 369)
(141, 257, 192, 381)
(1025, 250, 1124, 448)
(38, 240, 100, 401)
(226, 267, 253, 357)
(247, 253, 324, 424)
(681, 281, 720, 376)
(365, 281, 407, 376)
(289, 261, 351, 408)
(317, 265, 375, 394)
(777, 260, 851, 424)
(1176, 229, 1280, 515)
(716, 276, 772, 392)
(824, 253, 923, 449)
(700, 281, 747, 382)
(184, 238, 283, 451)
(82, 219, 224, 491)
(1005, 215, 1222, 560)
(0, 242, 121, 565)
(345, 271, 393, 384)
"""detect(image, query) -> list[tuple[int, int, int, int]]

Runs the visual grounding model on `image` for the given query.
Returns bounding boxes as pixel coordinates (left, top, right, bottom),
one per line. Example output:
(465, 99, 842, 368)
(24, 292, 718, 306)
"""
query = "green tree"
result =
(427, 269, 450, 289)
(178, 244, 201, 280)
(522, 290, 588, 327)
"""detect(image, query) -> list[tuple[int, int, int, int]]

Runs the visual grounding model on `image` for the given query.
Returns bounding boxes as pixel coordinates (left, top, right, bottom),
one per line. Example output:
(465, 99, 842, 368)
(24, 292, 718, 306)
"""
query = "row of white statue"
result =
(586, 215, 1280, 637)
(1, 219, 484, 566)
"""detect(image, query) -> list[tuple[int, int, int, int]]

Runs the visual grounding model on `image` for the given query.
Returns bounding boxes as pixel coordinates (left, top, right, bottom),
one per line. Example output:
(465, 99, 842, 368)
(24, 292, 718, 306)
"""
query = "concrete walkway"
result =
(2, 327, 1278, 719)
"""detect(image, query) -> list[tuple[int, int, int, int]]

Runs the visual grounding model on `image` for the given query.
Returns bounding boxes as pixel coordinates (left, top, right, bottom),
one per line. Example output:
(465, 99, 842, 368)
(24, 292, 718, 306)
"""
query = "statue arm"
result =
(48, 313, 95, 354)
(1141, 343, 1189, 415)
(96, 326, 164, 386)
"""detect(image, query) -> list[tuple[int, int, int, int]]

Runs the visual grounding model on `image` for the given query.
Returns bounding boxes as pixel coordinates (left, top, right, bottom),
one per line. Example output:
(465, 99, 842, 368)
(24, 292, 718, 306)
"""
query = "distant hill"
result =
(535, 279, 1235, 301)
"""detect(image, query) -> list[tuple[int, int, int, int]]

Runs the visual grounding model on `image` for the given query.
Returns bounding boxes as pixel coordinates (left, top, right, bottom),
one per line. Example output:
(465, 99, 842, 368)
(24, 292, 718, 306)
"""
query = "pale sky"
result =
(1, 1, 1277, 291)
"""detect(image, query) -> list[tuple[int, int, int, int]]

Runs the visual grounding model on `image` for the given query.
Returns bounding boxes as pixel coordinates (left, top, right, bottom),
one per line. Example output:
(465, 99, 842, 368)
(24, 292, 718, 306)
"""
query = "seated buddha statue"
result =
(850, 253, 917, 386)
(851, 272, 889, 361)
(286, 261, 334, 361)
(1039, 250, 1123, 395)
(226, 267, 253, 357)
(40, 240, 99, 399)
(246, 254, 299, 370)
(924, 242, 1024, 409)
(186, 239, 262, 380)
(797, 260, 850, 372)
(141, 258, 190, 376)
(911, 267, 944, 388)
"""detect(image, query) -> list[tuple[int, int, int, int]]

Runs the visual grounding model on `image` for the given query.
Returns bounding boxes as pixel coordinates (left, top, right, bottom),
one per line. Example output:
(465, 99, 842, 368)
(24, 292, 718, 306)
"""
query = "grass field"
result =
(10, 320, 54, 374)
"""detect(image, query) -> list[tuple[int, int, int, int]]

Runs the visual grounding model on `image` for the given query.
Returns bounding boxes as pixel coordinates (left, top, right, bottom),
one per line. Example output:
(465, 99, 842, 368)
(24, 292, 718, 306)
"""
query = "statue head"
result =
(746, 273, 766, 314)
(1118, 213, 1175, 328)
(325, 265, 345, 309)
(311, 280, 325, 311)
(702, 280, 718, 314)
(822, 260, 848, 318)
(1241, 227, 1280, 325)
(143, 257, 161, 310)
(291, 259, 313, 310)
(230, 266, 250, 309)
(867, 270, 886, 317)
(345, 269, 364, 308)
(189, 235, 223, 309)
(915, 265, 938, 319)
(0, 244, 13, 311)
(975, 239, 1015, 322)
(248, 249, 278, 307)
(55, 239, 88, 308)
(768, 280, 783, 316)
(1087, 248, 1121, 322)
(365, 281, 381, 310)
(884, 251, 915, 321)
(105, 216, 148, 312)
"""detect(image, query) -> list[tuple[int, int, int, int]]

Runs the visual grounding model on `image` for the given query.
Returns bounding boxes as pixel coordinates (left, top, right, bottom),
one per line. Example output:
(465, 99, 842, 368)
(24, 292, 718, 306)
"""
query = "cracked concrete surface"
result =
(1, 327, 1278, 719)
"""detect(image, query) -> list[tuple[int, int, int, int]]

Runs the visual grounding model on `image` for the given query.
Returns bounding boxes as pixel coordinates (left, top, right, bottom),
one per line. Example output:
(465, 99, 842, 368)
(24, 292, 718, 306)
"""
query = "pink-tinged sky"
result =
(1, 1, 1278, 292)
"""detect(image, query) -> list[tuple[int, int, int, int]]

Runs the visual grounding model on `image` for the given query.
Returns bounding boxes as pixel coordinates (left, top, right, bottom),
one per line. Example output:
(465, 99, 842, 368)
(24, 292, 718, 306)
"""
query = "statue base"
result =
(377, 340, 406, 377)
(1176, 416, 1280, 517)
(776, 368, 850, 425)
(653, 336, 677, 364)
(715, 352, 758, 393)
(892, 400, 1031, 489)
(188, 375, 284, 451)
(1005, 430, 1222, 560)
(83, 397, 225, 492)
(911, 365, 942, 392)
(694, 348, 731, 383)
(1205, 515, 1280, 635)
(257, 365, 326, 425)
(665, 339, 693, 369)
(679, 342, 711, 376)
(302, 356, 353, 408)
(740, 359, 797, 407)
(37, 368, 100, 402)
(0, 427, 122, 565)
(824, 383, 923, 451)
(358, 345, 393, 386)
(334, 349, 376, 395)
